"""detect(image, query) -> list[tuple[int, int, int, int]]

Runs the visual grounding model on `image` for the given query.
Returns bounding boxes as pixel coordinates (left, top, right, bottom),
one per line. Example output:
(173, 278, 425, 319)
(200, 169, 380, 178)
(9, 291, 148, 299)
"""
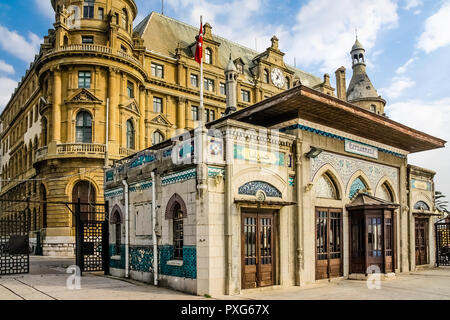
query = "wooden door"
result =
(242, 210, 276, 289)
(316, 208, 343, 280)
(415, 218, 429, 265)
(366, 212, 383, 272)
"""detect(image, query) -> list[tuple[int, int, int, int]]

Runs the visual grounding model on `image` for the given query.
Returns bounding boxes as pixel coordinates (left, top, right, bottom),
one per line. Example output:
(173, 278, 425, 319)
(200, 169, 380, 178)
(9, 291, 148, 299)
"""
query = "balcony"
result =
(57, 143, 106, 154)
(41, 44, 142, 69)
(34, 143, 107, 163)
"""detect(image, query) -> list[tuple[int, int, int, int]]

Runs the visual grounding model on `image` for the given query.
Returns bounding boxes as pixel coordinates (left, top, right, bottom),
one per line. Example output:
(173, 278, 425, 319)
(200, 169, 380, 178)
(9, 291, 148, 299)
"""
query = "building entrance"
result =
(315, 208, 343, 280)
(241, 209, 277, 289)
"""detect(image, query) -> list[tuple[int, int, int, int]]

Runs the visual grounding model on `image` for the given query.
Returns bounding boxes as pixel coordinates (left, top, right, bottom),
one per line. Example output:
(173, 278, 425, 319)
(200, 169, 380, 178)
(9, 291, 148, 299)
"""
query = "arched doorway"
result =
(72, 180, 96, 225)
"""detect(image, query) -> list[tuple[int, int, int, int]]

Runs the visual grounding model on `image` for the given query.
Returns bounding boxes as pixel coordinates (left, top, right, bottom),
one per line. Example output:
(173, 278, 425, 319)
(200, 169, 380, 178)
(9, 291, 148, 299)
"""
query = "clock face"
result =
(271, 68, 285, 88)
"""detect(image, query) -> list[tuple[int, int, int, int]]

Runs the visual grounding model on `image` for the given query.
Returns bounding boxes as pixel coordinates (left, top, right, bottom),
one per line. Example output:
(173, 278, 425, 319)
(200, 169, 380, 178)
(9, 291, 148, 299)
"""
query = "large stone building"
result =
(104, 39, 446, 295)
(0, 1, 334, 255)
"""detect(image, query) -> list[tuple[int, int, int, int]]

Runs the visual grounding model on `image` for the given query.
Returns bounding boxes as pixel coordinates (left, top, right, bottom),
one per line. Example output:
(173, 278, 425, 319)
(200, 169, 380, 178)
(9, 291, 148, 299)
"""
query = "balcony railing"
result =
(120, 147, 136, 157)
(43, 44, 141, 66)
(57, 143, 106, 154)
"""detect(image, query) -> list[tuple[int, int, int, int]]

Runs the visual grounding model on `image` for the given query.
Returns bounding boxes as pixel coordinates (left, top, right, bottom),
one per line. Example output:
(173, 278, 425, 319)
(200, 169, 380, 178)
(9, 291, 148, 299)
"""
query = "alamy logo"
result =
(366, 265, 382, 290)
(66, 265, 81, 290)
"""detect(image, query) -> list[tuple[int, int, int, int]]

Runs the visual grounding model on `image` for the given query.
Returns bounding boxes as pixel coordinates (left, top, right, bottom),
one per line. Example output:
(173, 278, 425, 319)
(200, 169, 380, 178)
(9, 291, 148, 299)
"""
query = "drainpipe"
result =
(122, 180, 130, 278)
(151, 171, 158, 286)
(104, 98, 109, 168)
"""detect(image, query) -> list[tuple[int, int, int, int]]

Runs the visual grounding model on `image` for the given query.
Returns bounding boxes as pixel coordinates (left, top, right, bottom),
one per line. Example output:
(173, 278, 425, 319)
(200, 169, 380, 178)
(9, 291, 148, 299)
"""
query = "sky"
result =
(0, 0, 449, 202)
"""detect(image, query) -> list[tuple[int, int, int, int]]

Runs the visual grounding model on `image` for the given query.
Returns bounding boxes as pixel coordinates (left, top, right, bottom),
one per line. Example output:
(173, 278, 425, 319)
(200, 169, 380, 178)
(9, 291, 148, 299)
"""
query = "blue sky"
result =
(0, 0, 449, 201)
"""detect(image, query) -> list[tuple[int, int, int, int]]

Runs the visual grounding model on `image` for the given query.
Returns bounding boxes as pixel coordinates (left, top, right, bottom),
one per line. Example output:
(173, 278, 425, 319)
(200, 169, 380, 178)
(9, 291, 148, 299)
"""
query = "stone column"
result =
(52, 67, 62, 143)
(108, 68, 117, 142)
(139, 86, 146, 150)
(176, 97, 186, 130)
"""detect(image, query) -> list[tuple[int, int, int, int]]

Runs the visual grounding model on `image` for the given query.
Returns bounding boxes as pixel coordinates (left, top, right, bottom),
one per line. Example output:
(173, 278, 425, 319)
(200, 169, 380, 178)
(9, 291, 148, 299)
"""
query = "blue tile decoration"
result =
(159, 245, 197, 279)
(349, 177, 368, 199)
(414, 201, 430, 211)
(208, 167, 225, 177)
(129, 180, 153, 193)
(162, 168, 197, 186)
(109, 244, 126, 269)
(163, 148, 173, 158)
(238, 181, 282, 198)
(130, 246, 154, 273)
(129, 151, 157, 169)
(209, 139, 223, 156)
(105, 187, 124, 198)
(106, 170, 114, 182)
(280, 124, 407, 158)
(289, 176, 295, 187)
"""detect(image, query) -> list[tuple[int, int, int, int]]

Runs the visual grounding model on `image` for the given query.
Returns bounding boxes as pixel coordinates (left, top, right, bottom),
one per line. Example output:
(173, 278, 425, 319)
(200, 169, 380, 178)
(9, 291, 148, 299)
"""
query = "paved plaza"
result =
(0, 256, 449, 300)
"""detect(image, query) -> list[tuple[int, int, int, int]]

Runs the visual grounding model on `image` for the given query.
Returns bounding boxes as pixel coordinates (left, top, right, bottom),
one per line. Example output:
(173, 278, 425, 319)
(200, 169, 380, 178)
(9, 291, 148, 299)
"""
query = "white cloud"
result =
(404, 0, 423, 10)
(162, 0, 398, 74)
(380, 76, 415, 99)
(395, 57, 416, 74)
(0, 60, 14, 74)
(388, 98, 450, 198)
(417, 1, 450, 53)
(33, 0, 54, 20)
(0, 77, 18, 110)
(287, 0, 399, 73)
(0, 25, 41, 63)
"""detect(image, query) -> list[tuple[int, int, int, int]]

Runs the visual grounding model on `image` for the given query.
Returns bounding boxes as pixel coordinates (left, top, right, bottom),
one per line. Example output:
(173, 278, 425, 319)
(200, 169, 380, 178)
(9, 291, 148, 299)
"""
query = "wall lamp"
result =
(305, 147, 323, 159)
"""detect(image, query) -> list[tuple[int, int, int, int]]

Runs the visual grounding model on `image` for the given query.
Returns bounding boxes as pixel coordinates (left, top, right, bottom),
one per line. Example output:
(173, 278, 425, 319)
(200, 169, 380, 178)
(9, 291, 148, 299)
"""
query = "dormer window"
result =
(83, 0, 95, 19)
(205, 48, 212, 64)
(237, 63, 243, 74)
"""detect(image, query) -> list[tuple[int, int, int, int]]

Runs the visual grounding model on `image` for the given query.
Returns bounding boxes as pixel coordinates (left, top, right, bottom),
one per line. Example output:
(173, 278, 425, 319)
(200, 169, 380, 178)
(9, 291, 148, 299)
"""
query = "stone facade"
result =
(0, 1, 329, 255)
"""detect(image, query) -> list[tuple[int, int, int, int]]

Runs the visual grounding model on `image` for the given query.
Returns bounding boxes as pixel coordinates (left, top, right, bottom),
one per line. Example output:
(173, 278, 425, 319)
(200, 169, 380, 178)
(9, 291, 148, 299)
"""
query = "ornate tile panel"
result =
(311, 151, 399, 195)
(130, 246, 154, 273)
(238, 181, 282, 198)
(208, 167, 225, 177)
(129, 180, 153, 193)
(105, 188, 124, 198)
(159, 245, 197, 279)
(162, 168, 197, 186)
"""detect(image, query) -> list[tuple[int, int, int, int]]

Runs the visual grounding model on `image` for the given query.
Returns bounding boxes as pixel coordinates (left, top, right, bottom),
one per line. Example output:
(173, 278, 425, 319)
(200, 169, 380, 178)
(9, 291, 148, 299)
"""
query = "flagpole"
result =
(199, 15, 205, 127)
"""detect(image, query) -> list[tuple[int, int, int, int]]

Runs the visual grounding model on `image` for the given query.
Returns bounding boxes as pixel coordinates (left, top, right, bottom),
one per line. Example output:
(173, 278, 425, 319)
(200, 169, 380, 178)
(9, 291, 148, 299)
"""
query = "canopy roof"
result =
(209, 85, 446, 153)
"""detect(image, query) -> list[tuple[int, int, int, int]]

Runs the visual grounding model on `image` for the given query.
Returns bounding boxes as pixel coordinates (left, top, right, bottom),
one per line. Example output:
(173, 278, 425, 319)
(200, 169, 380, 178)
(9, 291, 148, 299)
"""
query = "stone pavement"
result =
(1, 256, 449, 300)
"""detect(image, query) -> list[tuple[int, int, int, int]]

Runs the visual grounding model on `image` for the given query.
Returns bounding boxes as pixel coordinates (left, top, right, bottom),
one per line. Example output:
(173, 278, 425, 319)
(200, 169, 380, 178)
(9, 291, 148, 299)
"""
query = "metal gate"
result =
(0, 209, 30, 275)
(75, 200, 109, 275)
(436, 217, 450, 267)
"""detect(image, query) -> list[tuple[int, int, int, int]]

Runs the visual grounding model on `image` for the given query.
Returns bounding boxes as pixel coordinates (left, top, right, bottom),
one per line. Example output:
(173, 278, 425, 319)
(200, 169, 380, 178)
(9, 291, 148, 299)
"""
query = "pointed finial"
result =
(355, 28, 358, 40)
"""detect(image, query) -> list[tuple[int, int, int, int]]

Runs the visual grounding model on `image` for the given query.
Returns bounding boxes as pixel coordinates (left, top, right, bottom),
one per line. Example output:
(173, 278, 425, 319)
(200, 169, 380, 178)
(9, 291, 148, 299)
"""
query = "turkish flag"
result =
(194, 18, 203, 64)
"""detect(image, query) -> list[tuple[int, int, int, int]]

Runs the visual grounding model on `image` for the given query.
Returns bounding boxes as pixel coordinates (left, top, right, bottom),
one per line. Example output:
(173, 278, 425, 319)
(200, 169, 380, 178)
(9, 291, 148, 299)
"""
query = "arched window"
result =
(110, 206, 123, 256)
(152, 131, 164, 145)
(414, 201, 430, 211)
(76, 111, 92, 143)
(263, 69, 269, 83)
(314, 173, 339, 199)
(349, 177, 368, 199)
(72, 180, 96, 225)
(205, 48, 212, 64)
(378, 182, 394, 202)
(126, 119, 135, 150)
(42, 117, 48, 146)
(122, 9, 128, 31)
(285, 77, 290, 90)
(173, 203, 184, 260)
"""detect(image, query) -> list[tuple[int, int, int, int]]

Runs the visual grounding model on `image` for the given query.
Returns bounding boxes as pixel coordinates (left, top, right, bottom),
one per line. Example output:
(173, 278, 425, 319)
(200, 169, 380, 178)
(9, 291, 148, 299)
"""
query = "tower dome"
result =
(346, 38, 386, 115)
